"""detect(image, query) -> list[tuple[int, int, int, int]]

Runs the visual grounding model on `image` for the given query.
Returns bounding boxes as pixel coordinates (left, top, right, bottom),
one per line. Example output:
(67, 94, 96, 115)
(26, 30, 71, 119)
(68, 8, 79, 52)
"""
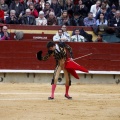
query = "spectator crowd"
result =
(1, 0, 120, 42)
(0, 0, 120, 27)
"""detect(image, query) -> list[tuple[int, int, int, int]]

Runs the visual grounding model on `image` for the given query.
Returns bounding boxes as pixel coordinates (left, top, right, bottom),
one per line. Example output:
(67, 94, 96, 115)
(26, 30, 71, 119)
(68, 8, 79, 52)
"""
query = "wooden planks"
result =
(0, 41, 120, 71)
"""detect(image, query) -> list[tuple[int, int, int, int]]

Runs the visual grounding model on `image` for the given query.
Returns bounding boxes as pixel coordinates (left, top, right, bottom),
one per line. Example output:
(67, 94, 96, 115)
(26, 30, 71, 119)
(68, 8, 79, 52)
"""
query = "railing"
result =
(0, 41, 120, 71)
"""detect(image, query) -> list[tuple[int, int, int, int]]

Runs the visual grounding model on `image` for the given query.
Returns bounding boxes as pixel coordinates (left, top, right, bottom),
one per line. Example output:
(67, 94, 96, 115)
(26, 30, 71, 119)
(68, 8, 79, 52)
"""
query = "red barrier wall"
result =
(7, 24, 93, 31)
(0, 41, 120, 71)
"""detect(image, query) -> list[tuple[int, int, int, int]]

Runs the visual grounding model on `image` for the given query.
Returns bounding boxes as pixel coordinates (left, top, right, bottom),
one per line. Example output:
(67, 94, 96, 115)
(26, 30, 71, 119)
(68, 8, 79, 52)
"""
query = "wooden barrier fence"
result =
(0, 41, 120, 71)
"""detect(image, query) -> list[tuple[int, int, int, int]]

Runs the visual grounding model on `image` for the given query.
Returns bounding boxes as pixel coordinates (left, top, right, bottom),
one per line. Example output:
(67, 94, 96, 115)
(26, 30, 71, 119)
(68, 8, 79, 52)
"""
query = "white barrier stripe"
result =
(0, 98, 119, 101)
(0, 70, 120, 74)
(0, 93, 120, 96)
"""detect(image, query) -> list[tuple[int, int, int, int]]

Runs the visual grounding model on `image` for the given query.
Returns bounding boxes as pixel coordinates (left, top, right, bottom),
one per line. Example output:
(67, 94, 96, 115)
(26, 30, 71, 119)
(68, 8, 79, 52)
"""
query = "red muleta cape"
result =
(65, 58, 88, 79)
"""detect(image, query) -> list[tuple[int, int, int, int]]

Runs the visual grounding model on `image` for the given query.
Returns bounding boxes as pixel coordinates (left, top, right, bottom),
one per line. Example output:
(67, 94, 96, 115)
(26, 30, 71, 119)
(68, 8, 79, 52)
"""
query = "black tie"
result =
(77, 35, 78, 41)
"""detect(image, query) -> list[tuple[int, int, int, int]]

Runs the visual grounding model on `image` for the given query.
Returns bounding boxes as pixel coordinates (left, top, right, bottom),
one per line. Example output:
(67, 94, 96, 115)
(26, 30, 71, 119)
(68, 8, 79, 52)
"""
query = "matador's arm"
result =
(64, 44, 73, 58)
(37, 50, 53, 61)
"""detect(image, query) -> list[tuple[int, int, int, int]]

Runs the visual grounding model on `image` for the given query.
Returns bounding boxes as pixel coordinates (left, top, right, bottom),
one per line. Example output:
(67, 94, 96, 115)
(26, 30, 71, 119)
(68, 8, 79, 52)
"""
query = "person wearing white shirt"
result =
(90, 0, 101, 17)
(61, 25, 70, 40)
(71, 29, 85, 42)
(53, 29, 70, 42)
(36, 11, 47, 25)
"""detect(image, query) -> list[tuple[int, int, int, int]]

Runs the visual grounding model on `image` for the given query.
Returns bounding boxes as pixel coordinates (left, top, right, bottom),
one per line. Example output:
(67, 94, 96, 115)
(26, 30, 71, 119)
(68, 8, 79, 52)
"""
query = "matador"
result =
(37, 41, 74, 100)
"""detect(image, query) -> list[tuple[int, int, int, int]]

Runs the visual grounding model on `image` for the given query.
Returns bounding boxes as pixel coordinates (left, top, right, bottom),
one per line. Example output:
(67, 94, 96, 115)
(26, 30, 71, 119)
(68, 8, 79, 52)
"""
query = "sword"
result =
(67, 53, 93, 62)
(73, 53, 93, 61)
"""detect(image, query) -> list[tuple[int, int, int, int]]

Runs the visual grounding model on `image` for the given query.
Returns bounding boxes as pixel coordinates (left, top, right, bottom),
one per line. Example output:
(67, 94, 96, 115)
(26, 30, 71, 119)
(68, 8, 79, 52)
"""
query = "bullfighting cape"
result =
(65, 58, 88, 79)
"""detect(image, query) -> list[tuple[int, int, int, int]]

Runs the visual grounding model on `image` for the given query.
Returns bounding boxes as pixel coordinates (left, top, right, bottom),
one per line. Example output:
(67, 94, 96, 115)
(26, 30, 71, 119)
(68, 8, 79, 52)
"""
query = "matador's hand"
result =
(36, 51, 43, 60)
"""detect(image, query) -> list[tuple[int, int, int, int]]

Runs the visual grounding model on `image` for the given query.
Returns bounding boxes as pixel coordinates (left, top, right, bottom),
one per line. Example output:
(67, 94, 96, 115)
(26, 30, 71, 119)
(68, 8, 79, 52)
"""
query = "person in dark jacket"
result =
(5, 0, 13, 7)
(9, 0, 25, 18)
(70, 12, 84, 26)
(43, 2, 54, 19)
(72, 0, 88, 18)
(20, 9, 36, 25)
(57, 10, 71, 26)
(5, 10, 19, 24)
(62, 0, 74, 18)
(107, 6, 117, 21)
(96, 5, 109, 20)
(109, 10, 120, 27)
(50, 0, 61, 17)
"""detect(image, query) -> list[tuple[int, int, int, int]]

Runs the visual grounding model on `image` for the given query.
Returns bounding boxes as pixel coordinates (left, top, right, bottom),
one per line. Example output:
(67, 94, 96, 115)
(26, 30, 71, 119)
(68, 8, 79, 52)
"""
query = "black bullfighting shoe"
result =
(65, 94, 72, 99)
(48, 97, 54, 100)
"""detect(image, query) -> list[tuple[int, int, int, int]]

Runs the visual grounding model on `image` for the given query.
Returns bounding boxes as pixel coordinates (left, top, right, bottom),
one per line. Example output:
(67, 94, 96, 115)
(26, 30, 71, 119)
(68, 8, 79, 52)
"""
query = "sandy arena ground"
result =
(0, 83, 120, 120)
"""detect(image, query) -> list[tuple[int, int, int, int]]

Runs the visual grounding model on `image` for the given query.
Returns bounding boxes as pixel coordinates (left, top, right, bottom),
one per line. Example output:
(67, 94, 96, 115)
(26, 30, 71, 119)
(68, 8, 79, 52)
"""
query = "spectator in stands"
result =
(82, 0, 93, 12)
(95, 13, 108, 33)
(57, 10, 70, 26)
(58, 0, 64, 8)
(109, 0, 119, 9)
(34, 0, 41, 4)
(36, 11, 47, 25)
(9, 0, 25, 18)
(51, 0, 61, 17)
(26, 0, 34, 6)
(0, 26, 10, 40)
(90, 0, 101, 17)
(53, 29, 70, 42)
(71, 28, 85, 42)
(34, 0, 45, 13)
(39, 0, 45, 10)
(108, 6, 117, 21)
(95, 34, 103, 42)
(19, 0, 24, 4)
(5, 10, 19, 24)
(96, 5, 109, 20)
(101, 0, 110, 13)
(0, 26, 2, 32)
(0, 5, 4, 23)
(20, 9, 36, 25)
(43, 2, 54, 19)
(61, 25, 70, 41)
(5, 0, 13, 7)
(73, 0, 88, 18)
(96, 13, 108, 26)
(90, 0, 96, 4)
(70, 12, 84, 26)
(62, 0, 73, 17)
(84, 12, 96, 26)
(109, 10, 120, 27)
(29, 3, 38, 18)
(0, 0, 9, 17)
(47, 11, 57, 25)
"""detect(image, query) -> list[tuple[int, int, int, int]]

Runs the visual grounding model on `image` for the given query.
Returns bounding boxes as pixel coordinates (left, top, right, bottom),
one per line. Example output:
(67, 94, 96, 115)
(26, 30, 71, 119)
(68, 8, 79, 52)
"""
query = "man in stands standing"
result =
(9, 0, 25, 18)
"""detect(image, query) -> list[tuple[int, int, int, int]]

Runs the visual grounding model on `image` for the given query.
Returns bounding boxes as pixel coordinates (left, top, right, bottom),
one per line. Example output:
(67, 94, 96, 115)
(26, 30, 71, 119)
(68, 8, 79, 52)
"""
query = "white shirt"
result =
(36, 17, 47, 26)
(53, 33, 70, 42)
(63, 31, 70, 40)
(55, 44, 60, 52)
(90, 4, 101, 17)
(71, 35, 85, 42)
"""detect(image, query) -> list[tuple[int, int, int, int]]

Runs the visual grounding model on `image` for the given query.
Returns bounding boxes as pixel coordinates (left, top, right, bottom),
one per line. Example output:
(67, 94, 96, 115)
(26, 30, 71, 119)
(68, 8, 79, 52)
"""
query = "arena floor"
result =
(0, 83, 120, 120)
